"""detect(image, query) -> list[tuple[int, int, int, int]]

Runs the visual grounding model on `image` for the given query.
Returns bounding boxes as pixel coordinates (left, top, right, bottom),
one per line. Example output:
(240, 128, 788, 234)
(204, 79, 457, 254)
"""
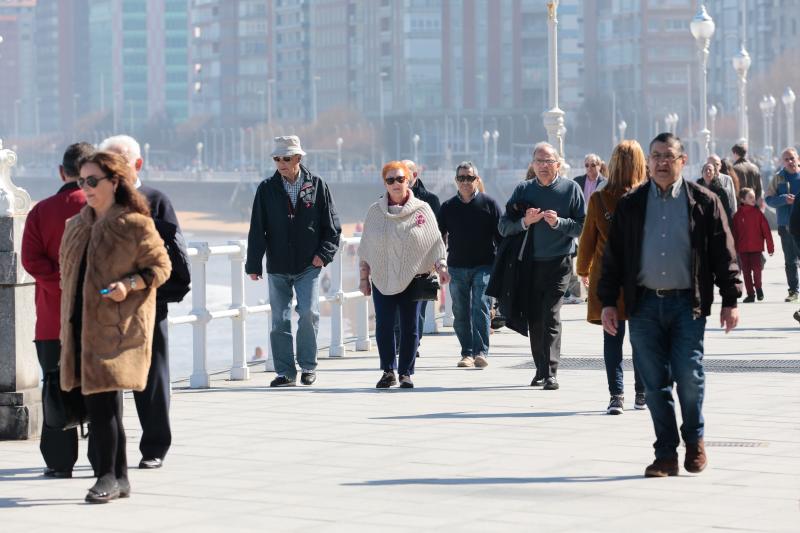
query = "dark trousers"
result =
(777, 226, 799, 293)
(526, 256, 571, 379)
(35, 340, 78, 473)
(373, 284, 422, 376)
(629, 292, 706, 460)
(84, 391, 128, 481)
(739, 252, 764, 296)
(133, 315, 171, 460)
(602, 320, 644, 396)
(394, 303, 427, 355)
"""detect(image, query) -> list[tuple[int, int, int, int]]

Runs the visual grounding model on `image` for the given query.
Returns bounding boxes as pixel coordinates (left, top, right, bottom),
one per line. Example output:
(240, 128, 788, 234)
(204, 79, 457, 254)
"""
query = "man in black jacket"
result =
(246, 136, 341, 387)
(598, 133, 741, 478)
(100, 135, 192, 470)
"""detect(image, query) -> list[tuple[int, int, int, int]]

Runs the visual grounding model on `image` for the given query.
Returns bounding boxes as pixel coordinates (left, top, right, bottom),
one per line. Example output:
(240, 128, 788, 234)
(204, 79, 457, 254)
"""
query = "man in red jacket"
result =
(21, 142, 93, 478)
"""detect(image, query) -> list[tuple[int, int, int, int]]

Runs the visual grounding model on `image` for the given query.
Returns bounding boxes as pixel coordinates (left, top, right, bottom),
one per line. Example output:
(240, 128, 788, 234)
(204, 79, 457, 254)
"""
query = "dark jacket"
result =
(486, 202, 534, 336)
(573, 174, 606, 195)
(733, 157, 762, 199)
(21, 182, 86, 340)
(139, 184, 191, 314)
(598, 180, 741, 319)
(412, 178, 441, 218)
(246, 165, 341, 276)
(791, 200, 800, 237)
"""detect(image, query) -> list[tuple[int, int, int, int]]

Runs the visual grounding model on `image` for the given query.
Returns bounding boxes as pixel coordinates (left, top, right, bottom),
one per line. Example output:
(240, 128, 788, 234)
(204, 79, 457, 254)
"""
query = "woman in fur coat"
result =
(60, 151, 171, 503)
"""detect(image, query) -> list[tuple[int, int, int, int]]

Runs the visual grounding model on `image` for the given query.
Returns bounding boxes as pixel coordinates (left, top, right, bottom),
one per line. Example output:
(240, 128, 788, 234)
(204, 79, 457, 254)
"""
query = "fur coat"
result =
(59, 204, 171, 394)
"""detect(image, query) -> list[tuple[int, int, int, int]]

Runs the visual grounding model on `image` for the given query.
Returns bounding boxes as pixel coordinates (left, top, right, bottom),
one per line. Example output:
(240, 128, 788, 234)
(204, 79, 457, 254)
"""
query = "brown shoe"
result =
(684, 439, 707, 473)
(644, 456, 679, 478)
(474, 355, 488, 368)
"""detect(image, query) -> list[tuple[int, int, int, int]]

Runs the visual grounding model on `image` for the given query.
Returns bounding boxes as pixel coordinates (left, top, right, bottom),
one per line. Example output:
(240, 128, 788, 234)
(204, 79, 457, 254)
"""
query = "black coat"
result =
(246, 166, 341, 276)
(412, 178, 441, 218)
(598, 180, 741, 319)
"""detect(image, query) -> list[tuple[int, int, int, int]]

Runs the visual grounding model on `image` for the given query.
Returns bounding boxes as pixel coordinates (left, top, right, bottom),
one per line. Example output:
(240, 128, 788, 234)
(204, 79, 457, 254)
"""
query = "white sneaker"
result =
(457, 356, 475, 368)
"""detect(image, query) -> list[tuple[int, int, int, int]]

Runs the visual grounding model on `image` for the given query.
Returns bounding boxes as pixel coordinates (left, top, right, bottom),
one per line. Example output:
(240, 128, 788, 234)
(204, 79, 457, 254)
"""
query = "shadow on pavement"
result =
(0, 497, 82, 508)
(342, 475, 641, 486)
(371, 411, 600, 420)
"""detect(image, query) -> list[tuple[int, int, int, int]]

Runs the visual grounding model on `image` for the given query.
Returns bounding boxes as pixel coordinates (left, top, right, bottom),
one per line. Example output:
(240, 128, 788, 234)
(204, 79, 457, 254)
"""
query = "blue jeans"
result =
(777, 226, 799, 293)
(373, 284, 421, 376)
(449, 265, 492, 357)
(603, 320, 644, 396)
(268, 266, 321, 378)
(629, 291, 706, 460)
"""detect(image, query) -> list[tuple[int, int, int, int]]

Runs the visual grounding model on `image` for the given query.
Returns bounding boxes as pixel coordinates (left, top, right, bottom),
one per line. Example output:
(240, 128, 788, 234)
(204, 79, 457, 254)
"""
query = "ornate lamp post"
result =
(783, 87, 796, 149)
(760, 95, 777, 163)
(482, 130, 490, 170)
(336, 137, 343, 172)
(491, 130, 499, 170)
(412, 133, 420, 164)
(732, 45, 751, 145)
(665, 113, 679, 135)
(543, 1, 566, 158)
(143, 142, 150, 172)
(708, 105, 718, 155)
(690, 5, 715, 159)
(618, 120, 627, 142)
(196, 142, 203, 171)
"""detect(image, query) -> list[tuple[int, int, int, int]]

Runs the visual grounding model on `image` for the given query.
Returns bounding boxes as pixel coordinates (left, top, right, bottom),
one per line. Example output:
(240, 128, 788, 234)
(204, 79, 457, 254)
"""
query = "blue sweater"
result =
(765, 168, 800, 227)
(499, 177, 585, 260)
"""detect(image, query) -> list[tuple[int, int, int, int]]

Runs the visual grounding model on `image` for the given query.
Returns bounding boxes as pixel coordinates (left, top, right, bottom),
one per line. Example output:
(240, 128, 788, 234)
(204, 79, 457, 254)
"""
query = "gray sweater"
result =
(499, 176, 586, 260)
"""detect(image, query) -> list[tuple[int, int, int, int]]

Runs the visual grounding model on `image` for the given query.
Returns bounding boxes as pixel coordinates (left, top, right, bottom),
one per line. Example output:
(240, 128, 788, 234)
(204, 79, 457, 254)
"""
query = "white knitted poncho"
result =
(358, 191, 447, 295)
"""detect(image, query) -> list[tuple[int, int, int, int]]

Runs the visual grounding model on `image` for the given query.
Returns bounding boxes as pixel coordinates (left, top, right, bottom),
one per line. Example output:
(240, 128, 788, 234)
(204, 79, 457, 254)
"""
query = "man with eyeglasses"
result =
(246, 135, 341, 387)
(21, 142, 93, 479)
(598, 132, 741, 478)
(499, 142, 586, 390)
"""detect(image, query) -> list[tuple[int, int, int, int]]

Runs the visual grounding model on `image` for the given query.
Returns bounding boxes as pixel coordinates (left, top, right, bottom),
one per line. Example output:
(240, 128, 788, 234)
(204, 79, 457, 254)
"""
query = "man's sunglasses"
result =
(384, 176, 407, 185)
(77, 176, 109, 189)
(456, 175, 477, 182)
(273, 156, 293, 162)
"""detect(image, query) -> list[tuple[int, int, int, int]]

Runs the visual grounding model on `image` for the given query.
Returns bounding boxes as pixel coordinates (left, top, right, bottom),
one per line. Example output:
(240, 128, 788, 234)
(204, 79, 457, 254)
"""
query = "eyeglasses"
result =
(649, 153, 682, 162)
(273, 156, 293, 163)
(77, 175, 109, 189)
(533, 159, 558, 165)
(456, 175, 477, 182)
(384, 176, 407, 185)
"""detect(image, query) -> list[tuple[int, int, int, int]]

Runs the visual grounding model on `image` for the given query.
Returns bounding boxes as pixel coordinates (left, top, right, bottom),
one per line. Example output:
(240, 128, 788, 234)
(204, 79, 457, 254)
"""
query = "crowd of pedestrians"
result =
(23, 129, 800, 502)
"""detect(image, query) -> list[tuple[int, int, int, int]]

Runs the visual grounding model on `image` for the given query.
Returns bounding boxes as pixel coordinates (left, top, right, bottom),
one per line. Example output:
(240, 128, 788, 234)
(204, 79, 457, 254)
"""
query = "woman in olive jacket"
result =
(60, 151, 171, 503)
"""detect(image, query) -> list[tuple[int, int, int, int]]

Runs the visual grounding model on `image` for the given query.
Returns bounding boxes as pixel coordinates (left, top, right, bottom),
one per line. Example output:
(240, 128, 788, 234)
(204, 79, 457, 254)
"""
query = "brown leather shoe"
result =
(684, 439, 707, 473)
(644, 456, 679, 477)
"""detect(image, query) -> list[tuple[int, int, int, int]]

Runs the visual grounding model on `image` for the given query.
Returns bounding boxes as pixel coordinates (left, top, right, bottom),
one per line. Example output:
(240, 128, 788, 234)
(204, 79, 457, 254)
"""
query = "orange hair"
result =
(381, 160, 411, 181)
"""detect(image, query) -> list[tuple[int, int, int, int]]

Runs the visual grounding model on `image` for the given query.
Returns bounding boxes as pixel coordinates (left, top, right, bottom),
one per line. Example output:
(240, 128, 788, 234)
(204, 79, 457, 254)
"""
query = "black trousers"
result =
(133, 315, 171, 460)
(526, 256, 571, 379)
(35, 340, 78, 473)
(84, 390, 127, 480)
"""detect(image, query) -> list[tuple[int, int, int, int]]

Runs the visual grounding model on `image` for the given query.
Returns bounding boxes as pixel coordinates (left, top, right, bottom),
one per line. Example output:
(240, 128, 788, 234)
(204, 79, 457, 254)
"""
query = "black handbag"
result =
(407, 272, 440, 301)
(42, 371, 88, 431)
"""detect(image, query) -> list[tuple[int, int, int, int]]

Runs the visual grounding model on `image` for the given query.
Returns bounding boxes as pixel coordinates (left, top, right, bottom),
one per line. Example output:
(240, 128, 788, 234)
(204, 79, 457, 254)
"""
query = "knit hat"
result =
(271, 135, 306, 157)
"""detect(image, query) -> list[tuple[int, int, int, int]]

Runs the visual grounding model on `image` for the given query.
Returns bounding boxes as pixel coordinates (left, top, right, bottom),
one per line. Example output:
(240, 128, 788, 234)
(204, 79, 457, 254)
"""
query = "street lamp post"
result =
(196, 142, 204, 172)
(690, 4, 715, 160)
(783, 87, 796, 149)
(13, 99, 20, 137)
(412, 134, 420, 165)
(482, 130, 490, 170)
(336, 137, 343, 172)
(732, 45, 751, 145)
(311, 75, 320, 124)
(760, 95, 777, 163)
(34, 97, 41, 137)
(491, 130, 499, 170)
(543, 1, 566, 158)
(379, 72, 388, 162)
(143, 143, 150, 171)
(708, 105, 718, 155)
(267, 79, 275, 123)
(618, 120, 627, 142)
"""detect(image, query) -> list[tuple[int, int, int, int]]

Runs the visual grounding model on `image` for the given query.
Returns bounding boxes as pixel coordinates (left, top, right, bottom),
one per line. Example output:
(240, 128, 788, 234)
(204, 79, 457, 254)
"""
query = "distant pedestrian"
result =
(358, 161, 449, 389)
(707, 154, 738, 213)
(438, 161, 502, 369)
(499, 142, 585, 390)
(21, 142, 92, 478)
(599, 132, 741, 478)
(577, 140, 647, 415)
(697, 162, 733, 222)
(765, 148, 800, 302)
(731, 143, 763, 205)
(574, 154, 606, 207)
(733, 187, 774, 302)
(246, 135, 342, 387)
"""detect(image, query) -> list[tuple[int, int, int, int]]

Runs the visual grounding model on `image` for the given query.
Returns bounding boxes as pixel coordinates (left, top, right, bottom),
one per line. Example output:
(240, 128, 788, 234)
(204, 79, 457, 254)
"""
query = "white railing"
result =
(169, 236, 454, 389)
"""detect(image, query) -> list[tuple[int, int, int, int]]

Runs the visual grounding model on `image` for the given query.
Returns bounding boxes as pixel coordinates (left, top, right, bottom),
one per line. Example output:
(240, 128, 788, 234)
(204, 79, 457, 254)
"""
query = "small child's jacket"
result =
(732, 203, 775, 254)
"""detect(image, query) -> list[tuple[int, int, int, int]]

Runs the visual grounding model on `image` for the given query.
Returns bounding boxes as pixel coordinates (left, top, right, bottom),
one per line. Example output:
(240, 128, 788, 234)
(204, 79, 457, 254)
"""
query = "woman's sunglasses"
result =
(385, 176, 407, 185)
(77, 176, 109, 189)
(273, 156, 293, 162)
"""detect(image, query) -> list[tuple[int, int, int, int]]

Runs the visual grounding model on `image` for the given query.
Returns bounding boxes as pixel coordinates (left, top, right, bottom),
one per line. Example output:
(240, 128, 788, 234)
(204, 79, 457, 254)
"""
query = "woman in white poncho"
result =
(358, 161, 450, 389)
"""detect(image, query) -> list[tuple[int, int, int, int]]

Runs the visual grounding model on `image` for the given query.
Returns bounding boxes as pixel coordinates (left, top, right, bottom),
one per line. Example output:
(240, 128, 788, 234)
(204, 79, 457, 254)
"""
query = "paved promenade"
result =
(2, 258, 799, 532)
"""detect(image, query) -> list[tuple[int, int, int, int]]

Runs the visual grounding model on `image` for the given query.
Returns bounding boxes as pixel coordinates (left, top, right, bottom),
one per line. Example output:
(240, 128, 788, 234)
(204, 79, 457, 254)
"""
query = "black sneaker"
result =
(491, 314, 507, 330)
(399, 375, 414, 389)
(606, 395, 624, 415)
(756, 288, 764, 301)
(530, 374, 544, 387)
(376, 371, 397, 388)
(270, 375, 296, 387)
(543, 377, 559, 390)
(742, 294, 755, 303)
(300, 371, 316, 386)
(634, 392, 647, 410)
(785, 291, 798, 302)
(793, 310, 800, 324)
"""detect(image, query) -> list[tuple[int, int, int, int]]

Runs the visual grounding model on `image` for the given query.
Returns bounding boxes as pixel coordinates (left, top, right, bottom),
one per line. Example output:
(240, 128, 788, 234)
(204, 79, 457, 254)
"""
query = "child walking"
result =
(733, 187, 774, 302)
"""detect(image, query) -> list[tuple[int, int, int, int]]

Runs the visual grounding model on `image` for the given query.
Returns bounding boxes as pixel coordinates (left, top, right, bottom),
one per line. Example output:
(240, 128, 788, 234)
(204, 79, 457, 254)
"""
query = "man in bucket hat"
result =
(246, 135, 342, 387)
